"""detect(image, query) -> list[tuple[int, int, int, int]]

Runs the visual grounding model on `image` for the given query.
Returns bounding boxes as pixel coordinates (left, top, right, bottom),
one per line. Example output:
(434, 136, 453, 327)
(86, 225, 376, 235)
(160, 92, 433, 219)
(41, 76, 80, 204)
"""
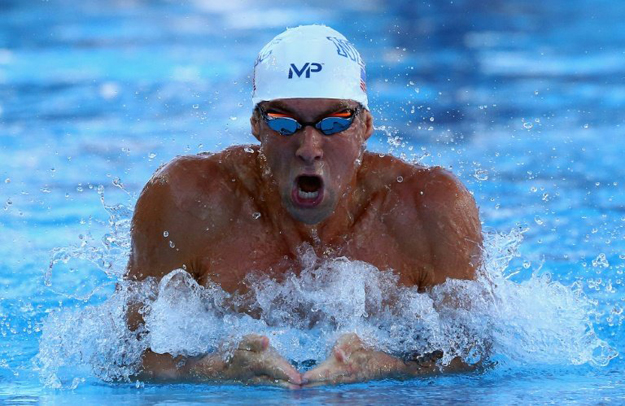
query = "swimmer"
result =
(126, 25, 482, 387)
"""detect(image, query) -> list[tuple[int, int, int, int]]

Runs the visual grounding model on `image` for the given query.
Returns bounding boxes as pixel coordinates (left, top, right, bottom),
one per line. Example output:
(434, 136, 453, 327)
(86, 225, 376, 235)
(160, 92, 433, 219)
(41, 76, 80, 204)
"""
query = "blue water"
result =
(1, 0, 625, 404)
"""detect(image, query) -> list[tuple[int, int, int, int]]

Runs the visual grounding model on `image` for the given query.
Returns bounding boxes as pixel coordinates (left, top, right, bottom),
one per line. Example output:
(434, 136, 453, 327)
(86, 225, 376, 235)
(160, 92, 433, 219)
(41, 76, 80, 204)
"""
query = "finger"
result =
(302, 356, 349, 385)
(248, 375, 302, 389)
(238, 334, 269, 352)
(334, 333, 367, 359)
(256, 348, 303, 385)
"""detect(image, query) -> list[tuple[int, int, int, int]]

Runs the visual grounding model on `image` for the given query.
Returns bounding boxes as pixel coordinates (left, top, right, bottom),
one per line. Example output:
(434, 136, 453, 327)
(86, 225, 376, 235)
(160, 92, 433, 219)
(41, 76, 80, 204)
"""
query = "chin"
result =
(283, 191, 337, 225)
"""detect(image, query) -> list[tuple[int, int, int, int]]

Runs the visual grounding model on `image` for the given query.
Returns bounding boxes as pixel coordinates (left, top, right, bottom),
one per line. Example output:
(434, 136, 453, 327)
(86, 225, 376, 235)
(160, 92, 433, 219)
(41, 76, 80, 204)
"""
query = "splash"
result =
(36, 209, 617, 387)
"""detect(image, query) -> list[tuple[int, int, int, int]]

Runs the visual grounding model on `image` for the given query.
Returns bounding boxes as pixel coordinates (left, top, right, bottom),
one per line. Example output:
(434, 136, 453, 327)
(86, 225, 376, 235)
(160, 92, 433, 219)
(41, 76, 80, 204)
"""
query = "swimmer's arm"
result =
(136, 336, 302, 387)
(393, 166, 482, 286)
(304, 168, 484, 385)
(302, 334, 476, 386)
(420, 167, 482, 283)
(125, 159, 301, 385)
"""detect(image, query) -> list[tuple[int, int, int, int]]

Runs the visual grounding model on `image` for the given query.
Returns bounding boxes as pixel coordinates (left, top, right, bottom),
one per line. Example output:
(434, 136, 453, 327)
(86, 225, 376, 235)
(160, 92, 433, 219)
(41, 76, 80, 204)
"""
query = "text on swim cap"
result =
(326, 37, 363, 65)
(288, 63, 323, 79)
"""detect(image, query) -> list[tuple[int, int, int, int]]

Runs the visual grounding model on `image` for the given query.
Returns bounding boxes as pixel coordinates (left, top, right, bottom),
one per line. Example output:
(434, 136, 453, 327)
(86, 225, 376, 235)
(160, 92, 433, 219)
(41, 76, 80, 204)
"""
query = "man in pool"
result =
(126, 25, 482, 387)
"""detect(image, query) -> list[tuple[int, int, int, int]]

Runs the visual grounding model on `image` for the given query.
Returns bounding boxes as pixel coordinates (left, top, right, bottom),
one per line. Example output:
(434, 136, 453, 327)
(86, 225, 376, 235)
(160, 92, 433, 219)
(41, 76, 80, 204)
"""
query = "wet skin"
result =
(126, 98, 483, 387)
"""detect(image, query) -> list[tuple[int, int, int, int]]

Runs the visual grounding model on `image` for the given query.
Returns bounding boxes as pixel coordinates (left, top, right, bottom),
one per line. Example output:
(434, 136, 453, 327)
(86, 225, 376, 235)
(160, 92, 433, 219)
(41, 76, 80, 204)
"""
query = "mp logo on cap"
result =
(288, 63, 323, 79)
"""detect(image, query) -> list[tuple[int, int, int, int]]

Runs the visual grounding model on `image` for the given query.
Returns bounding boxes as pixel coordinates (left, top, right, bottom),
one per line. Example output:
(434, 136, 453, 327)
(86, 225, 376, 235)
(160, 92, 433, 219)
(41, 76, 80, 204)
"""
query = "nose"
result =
(295, 126, 323, 164)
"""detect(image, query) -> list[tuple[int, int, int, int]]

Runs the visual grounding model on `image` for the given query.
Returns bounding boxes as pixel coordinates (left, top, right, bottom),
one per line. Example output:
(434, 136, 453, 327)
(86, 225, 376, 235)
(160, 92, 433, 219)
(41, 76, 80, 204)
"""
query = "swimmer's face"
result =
(251, 98, 373, 224)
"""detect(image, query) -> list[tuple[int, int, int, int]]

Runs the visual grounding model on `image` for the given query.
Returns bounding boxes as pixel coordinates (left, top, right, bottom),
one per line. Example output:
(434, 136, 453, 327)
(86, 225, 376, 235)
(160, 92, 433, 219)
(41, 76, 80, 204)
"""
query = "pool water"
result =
(1, 0, 624, 404)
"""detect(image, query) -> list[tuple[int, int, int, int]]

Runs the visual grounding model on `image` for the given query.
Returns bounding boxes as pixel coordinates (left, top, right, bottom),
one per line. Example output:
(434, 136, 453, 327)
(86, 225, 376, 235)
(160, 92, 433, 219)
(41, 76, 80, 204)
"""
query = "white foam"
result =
(36, 228, 617, 387)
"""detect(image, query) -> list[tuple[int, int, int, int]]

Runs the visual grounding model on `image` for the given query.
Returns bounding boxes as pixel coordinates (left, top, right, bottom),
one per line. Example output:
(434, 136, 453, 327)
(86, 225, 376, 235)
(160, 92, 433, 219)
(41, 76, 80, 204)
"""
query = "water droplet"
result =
(4, 178, 9, 184)
(76, 185, 83, 192)
(583, 123, 589, 129)
(522, 261, 531, 269)
(252, 212, 261, 220)
(534, 216, 544, 225)
(523, 122, 533, 129)
(192, 104, 199, 109)
(148, 152, 157, 159)
(592, 253, 609, 268)
(40, 187, 51, 193)
(473, 169, 488, 181)
(169, 240, 176, 248)
(396, 176, 403, 183)
(163, 231, 169, 237)
(244, 147, 254, 154)
(230, 116, 238, 121)
(429, 117, 435, 122)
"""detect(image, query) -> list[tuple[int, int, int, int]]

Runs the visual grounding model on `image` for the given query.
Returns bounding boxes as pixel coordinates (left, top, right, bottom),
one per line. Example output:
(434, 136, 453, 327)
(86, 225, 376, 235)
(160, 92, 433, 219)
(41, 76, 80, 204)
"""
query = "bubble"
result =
(169, 241, 176, 249)
(244, 147, 254, 154)
(592, 253, 609, 269)
(396, 176, 403, 183)
(252, 212, 261, 220)
(473, 169, 488, 181)
(148, 153, 157, 160)
(163, 231, 169, 238)
(523, 122, 533, 129)
(230, 116, 238, 121)
(4, 178, 9, 183)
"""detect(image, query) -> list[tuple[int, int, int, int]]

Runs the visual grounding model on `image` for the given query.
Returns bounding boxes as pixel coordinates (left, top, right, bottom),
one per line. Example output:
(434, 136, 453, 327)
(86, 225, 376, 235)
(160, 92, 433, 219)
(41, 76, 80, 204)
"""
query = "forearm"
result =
(135, 350, 203, 382)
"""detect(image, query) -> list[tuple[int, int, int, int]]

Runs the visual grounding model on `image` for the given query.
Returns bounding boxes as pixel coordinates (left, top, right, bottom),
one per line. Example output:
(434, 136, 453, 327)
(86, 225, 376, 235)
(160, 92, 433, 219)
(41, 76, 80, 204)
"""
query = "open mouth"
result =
(292, 175, 324, 208)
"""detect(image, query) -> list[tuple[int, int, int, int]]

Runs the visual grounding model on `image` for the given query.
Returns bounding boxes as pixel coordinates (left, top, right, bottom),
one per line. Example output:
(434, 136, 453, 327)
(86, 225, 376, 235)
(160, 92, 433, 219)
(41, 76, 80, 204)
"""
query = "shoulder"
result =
(361, 153, 474, 217)
(138, 145, 259, 219)
(362, 153, 482, 283)
(127, 146, 259, 279)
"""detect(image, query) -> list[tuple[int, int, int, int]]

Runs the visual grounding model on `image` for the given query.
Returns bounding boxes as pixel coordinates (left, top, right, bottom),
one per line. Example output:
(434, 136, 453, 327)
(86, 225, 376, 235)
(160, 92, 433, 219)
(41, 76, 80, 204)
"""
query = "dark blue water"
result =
(1, 0, 624, 404)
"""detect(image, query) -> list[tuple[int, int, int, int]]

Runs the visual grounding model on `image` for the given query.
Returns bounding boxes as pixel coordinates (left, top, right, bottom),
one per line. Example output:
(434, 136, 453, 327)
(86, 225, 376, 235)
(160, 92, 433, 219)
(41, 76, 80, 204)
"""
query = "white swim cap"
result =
(252, 25, 368, 109)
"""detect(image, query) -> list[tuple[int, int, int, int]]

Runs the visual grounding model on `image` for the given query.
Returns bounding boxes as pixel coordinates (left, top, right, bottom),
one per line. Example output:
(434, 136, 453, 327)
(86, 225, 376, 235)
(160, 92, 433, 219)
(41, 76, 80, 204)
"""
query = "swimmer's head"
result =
(252, 25, 368, 109)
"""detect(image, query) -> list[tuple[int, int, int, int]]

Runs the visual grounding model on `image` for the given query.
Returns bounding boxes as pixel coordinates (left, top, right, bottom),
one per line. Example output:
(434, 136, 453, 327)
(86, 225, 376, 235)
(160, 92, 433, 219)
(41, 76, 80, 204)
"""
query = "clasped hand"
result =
(189, 333, 443, 388)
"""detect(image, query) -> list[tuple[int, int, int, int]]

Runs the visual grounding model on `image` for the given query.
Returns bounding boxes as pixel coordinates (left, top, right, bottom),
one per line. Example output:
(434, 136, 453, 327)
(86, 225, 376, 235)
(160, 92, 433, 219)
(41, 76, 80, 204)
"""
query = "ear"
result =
(250, 109, 261, 141)
(362, 109, 374, 141)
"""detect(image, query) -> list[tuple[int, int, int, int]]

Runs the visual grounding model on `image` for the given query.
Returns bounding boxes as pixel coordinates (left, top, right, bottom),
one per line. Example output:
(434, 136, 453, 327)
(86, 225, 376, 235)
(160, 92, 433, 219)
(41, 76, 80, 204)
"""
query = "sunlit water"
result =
(1, 0, 624, 404)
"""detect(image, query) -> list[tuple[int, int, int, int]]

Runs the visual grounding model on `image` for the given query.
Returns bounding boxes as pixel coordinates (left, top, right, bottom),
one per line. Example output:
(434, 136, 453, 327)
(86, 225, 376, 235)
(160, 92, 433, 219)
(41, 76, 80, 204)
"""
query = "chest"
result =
(194, 214, 424, 293)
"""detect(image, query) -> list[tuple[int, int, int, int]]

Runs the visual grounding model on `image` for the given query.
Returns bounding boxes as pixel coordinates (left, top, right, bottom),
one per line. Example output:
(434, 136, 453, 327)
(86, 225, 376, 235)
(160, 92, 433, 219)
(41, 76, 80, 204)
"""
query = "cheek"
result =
(326, 139, 362, 171)
(261, 139, 293, 179)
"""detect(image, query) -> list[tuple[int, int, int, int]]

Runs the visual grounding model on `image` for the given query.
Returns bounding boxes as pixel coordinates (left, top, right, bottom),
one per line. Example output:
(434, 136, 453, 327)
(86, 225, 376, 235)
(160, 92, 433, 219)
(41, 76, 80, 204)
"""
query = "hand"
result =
(189, 334, 302, 388)
(302, 333, 415, 386)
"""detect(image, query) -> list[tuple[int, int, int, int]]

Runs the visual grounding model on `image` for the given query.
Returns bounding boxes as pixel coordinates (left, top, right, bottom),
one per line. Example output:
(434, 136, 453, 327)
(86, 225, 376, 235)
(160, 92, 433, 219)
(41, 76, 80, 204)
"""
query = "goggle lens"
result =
(267, 118, 301, 135)
(316, 117, 352, 135)
(261, 107, 360, 136)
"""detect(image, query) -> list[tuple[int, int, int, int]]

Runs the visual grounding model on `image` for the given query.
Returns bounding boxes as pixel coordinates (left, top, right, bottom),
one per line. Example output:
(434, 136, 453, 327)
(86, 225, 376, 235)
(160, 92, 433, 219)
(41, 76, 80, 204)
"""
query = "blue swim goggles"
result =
(258, 106, 362, 136)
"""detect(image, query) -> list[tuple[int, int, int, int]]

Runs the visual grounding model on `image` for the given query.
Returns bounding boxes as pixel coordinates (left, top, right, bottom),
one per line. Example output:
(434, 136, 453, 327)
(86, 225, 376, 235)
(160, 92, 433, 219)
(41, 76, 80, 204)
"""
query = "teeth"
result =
(298, 189, 319, 200)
